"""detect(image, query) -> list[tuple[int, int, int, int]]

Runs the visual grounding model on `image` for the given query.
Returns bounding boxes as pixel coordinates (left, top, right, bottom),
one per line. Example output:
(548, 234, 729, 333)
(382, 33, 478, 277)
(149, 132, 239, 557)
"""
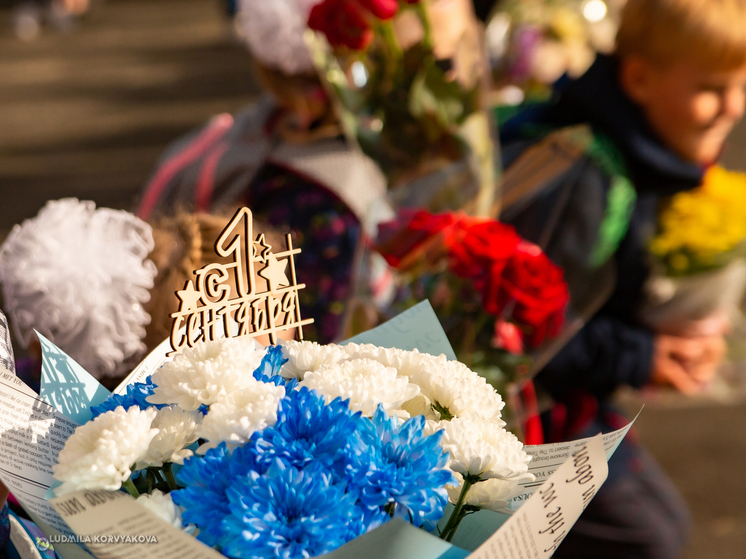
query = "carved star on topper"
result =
(253, 234, 272, 264)
(176, 280, 201, 312)
(258, 253, 290, 291)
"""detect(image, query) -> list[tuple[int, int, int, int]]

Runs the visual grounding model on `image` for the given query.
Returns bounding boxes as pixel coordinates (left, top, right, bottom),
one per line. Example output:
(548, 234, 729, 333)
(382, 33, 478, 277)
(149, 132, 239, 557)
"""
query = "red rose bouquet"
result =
(306, 0, 496, 213)
(376, 210, 569, 439)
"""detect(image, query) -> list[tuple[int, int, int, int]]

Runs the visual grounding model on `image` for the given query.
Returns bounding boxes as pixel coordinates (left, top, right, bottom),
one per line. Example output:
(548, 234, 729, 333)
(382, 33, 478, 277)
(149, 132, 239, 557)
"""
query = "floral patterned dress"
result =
(237, 163, 362, 343)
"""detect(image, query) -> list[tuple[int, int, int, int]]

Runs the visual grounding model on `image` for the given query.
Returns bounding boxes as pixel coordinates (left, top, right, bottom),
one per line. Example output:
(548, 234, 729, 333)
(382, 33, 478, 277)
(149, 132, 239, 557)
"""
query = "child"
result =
(136, 0, 389, 345)
(500, 0, 746, 557)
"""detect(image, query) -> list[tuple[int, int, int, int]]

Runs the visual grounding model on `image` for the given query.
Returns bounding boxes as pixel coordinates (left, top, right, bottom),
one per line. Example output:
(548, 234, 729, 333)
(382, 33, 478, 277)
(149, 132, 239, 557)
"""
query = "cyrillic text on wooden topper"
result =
(169, 208, 312, 354)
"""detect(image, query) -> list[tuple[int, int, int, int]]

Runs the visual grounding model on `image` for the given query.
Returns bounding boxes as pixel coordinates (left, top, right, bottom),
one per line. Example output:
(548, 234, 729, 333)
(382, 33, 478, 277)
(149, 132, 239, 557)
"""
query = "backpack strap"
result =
(137, 113, 235, 221)
(585, 132, 637, 267)
(499, 110, 636, 267)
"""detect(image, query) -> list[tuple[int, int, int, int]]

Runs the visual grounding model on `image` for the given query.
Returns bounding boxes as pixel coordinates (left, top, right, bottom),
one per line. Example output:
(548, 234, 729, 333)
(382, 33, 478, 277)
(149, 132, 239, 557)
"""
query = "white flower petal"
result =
(54, 407, 158, 495)
(279, 340, 348, 380)
(436, 417, 533, 483)
(447, 471, 522, 513)
(342, 344, 450, 378)
(137, 406, 202, 469)
(148, 338, 267, 411)
(197, 380, 285, 452)
(299, 358, 420, 417)
(411, 361, 505, 422)
(136, 490, 183, 528)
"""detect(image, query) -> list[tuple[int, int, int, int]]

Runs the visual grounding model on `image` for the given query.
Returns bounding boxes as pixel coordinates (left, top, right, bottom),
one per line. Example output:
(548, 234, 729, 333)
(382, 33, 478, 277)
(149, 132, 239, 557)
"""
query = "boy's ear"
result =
(619, 55, 654, 107)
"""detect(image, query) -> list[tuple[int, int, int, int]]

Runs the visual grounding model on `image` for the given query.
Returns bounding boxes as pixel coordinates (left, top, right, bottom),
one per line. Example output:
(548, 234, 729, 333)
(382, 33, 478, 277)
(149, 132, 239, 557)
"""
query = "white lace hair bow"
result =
(236, 0, 320, 76)
(0, 199, 157, 379)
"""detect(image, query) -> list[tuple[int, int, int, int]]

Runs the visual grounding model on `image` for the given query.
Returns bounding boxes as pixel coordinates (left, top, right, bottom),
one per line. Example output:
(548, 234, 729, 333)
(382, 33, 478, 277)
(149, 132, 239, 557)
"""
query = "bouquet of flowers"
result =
(375, 210, 569, 397)
(52, 336, 534, 555)
(306, 0, 495, 213)
(642, 166, 746, 334)
(486, 0, 623, 105)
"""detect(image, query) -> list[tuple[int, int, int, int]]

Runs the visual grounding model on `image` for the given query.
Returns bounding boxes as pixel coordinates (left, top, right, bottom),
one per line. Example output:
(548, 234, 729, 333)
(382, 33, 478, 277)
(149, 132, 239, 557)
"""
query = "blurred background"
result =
(0, 1, 743, 556)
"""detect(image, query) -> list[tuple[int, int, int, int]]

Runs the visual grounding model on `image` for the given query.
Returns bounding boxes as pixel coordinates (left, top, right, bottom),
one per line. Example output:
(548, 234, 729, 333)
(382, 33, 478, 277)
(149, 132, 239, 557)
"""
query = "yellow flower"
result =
(650, 166, 746, 273)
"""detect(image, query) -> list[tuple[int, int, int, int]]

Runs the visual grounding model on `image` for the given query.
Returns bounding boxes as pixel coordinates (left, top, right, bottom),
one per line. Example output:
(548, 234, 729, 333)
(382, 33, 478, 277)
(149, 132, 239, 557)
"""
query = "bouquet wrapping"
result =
(642, 166, 746, 334)
(51, 336, 534, 554)
(642, 259, 746, 335)
(374, 210, 571, 444)
(376, 209, 569, 386)
(0, 307, 633, 559)
(306, 0, 496, 215)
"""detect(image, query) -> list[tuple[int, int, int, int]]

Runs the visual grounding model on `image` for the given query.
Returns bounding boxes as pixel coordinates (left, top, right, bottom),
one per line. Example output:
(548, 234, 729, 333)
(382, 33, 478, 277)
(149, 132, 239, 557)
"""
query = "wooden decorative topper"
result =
(169, 208, 313, 354)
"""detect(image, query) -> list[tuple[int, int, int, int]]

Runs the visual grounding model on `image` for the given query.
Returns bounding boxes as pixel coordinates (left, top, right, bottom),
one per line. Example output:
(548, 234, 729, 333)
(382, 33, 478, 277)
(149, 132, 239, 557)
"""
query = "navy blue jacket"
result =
(501, 55, 704, 402)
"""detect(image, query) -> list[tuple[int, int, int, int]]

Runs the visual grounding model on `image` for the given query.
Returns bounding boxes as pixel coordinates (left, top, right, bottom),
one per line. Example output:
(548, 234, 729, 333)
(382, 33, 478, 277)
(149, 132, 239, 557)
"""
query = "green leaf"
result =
(408, 61, 467, 130)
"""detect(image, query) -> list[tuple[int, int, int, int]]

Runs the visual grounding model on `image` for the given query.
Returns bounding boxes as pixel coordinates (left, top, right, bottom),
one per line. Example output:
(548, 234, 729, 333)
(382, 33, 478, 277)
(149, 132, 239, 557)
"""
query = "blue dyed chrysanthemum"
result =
(249, 387, 364, 480)
(352, 406, 453, 531)
(221, 460, 363, 559)
(252, 345, 288, 385)
(172, 443, 264, 546)
(90, 376, 164, 418)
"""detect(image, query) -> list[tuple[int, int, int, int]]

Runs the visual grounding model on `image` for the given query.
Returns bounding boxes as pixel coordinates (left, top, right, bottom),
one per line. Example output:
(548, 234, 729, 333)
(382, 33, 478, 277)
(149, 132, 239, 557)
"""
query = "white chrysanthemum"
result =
(137, 406, 202, 469)
(279, 340, 348, 380)
(399, 393, 439, 421)
(342, 344, 449, 378)
(434, 417, 533, 482)
(148, 338, 267, 411)
(447, 472, 523, 513)
(0, 198, 157, 378)
(136, 490, 183, 529)
(53, 407, 158, 496)
(197, 380, 285, 452)
(299, 358, 420, 418)
(411, 361, 505, 422)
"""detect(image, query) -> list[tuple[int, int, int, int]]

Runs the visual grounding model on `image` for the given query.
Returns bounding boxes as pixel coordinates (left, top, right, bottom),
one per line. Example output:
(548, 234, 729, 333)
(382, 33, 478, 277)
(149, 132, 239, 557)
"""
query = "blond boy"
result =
(501, 0, 746, 557)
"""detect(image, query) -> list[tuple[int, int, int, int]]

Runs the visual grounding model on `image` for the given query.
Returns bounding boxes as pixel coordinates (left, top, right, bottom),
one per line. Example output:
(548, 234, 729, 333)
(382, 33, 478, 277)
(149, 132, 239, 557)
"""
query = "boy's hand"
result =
(651, 333, 726, 394)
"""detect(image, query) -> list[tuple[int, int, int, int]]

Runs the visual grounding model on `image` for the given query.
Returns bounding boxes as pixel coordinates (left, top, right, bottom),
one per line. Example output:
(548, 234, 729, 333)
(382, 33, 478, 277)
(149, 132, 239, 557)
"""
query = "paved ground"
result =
(0, 1, 744, 557)
(0, 0, 260, 232)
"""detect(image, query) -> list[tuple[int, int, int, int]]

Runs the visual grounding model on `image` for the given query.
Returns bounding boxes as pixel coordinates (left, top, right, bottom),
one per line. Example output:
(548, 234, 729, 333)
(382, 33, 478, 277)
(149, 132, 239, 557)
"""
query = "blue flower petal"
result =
(90, 376, 164, 418)
(221, 459, 362, 559)
(353, 406, 453, 531)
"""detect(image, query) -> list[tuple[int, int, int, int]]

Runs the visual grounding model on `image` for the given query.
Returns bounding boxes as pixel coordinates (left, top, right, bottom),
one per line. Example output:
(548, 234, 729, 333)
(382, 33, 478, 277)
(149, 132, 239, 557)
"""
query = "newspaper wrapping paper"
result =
(45, 435, 609, 559)
(0, 367, 90, 559)
(0, 312, 15, 375)
(0, 303, 629, 559)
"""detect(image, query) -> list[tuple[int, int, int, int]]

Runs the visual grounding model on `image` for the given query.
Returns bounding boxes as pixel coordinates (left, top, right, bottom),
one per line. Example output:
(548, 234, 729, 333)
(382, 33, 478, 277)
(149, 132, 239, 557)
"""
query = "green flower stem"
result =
(439, 476, 476, 541)
(412, 1, 433, 51)
(122, 478, 140, 499)
(444, 508, 470, 543)
(385, 502, 397, 517)
(163, 463, 178, 492)
(379, 20, 403, 60)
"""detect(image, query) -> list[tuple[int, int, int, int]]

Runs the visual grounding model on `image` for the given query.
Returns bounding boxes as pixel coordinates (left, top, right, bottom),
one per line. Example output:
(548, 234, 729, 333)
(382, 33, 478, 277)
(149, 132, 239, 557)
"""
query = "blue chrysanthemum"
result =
(90, 376, 164, 418)
(221, 460, 362, 559)
(172, 443, 264, 546)
(352, 406, 453, 531)
(249, 387, 364, 481)
(252, 345, 289, 385)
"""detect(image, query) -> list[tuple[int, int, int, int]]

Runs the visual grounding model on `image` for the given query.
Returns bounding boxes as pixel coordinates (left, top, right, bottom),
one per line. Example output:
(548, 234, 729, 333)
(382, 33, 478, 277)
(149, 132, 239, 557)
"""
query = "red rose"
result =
(448, 220, 521, 299)
(492, 319, 524, 355)
(308, 0, 373, 51)
(356, 0, 400, 19)
(376, 210, 459, 269)
(497, 242, 569, 347)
